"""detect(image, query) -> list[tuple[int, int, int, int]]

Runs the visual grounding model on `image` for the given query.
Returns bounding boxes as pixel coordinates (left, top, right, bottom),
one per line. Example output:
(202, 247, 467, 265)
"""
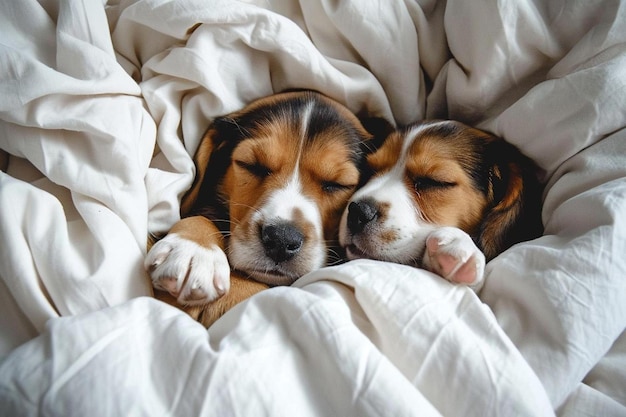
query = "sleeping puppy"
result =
(339, 120, 543, 291)
(145, 90, 374, 326)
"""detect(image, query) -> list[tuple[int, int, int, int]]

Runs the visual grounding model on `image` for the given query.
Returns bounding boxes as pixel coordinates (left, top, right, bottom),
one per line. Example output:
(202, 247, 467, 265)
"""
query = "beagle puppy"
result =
(145, 90, 375, 326)
(339, 120, 543, 291)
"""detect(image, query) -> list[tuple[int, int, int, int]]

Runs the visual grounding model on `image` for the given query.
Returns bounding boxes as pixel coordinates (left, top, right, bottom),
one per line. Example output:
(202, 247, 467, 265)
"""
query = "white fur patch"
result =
(145, 233, 230, 305)
(229, 176, 325, 285)
(344, 166, 429, 262)
(260, 180, 322, 234)
(228, 127, 326, 285)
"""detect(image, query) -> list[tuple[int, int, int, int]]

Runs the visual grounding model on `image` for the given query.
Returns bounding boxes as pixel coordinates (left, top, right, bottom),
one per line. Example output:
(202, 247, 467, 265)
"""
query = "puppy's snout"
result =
(261, 223, 304, 263)
(347, 200, 378, 234)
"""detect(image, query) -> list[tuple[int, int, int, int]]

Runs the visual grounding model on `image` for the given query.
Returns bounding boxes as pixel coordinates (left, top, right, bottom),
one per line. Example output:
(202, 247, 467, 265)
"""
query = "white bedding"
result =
(1, 0, 625, 416)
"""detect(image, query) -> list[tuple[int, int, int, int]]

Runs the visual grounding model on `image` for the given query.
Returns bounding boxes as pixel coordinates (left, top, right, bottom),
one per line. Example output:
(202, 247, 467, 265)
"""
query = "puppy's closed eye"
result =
(413, 176, 457, 192)
(235, 160, 272, 178)
(321, 180, 356, 194)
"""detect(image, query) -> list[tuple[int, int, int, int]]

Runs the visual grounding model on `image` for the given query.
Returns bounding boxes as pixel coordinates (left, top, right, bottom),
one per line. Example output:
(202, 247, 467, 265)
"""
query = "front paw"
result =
(423, 227, 485, 291)
(145, 233, 230, 305)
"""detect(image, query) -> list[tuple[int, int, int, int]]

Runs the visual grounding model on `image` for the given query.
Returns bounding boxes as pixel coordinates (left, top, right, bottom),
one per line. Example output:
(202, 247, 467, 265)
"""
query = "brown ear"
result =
(180, 116, 244, 217)
(477, 140, 543, 260)
(180, 127, 217, 216)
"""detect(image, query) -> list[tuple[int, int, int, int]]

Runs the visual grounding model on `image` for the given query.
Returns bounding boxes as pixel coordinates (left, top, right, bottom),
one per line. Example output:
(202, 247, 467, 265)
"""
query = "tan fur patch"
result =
(301, 134, 360, 238)
(221, 124, 301, 228)
(366, 131, 404, 173)
(404, 135, 486, 233)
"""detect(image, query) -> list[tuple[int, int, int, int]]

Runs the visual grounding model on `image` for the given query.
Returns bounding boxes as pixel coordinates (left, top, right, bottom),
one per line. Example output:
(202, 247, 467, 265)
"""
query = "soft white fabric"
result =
(0, 263, 554, 416)
(1, 0, 625, 416)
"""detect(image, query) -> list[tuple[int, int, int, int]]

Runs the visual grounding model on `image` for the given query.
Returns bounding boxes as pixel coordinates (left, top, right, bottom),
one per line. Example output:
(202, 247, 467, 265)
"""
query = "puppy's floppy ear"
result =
(357, 114, 395, 154)
(180, 115, 244, 217)
(477, 138, 544, 260)
(354, 114, 395, 185)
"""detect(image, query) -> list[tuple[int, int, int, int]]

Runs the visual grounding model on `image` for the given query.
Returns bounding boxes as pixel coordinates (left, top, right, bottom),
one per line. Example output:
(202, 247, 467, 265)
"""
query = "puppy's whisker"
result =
(326, 258, 345, 267)
(204, 231, 227, 240)
(326, 247, 341, 257)
(230, 202, 263, 217)
(222, 116, 250, 136)
(212, 217, 241, 228)
(325, 246, 347, 265)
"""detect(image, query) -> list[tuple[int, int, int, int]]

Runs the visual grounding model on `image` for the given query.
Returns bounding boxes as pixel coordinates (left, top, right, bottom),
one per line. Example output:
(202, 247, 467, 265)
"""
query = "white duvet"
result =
(1, 0, 625, 416)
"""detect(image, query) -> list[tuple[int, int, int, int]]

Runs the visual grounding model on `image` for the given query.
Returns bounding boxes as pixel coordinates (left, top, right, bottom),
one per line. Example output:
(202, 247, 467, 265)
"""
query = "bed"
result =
(1, 0, 625, 415)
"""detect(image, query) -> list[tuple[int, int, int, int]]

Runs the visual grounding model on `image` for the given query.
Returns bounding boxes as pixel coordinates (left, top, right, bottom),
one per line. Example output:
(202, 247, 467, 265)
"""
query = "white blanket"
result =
(1, 0, 625, 416)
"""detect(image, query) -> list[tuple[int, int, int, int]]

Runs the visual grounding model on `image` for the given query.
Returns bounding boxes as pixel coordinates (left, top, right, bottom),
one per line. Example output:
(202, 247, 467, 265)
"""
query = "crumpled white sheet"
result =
(1, 0, 625, 416)
(0, 261, 554, 417)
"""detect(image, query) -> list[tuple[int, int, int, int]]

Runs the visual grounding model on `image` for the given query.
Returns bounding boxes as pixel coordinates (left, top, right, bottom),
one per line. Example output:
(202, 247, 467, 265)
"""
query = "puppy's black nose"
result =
(347, 200, 378, 234)
(261, 223, 304, 263)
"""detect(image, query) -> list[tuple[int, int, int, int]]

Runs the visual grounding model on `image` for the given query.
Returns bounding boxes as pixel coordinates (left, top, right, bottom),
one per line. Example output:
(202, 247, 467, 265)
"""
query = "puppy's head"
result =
(339, 120, 543, 265)
(183, 91, 374, 285)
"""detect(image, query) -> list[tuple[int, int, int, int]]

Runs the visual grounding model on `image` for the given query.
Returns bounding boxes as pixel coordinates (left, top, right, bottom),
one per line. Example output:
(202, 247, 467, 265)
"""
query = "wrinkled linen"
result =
(0, 0, 625, 416)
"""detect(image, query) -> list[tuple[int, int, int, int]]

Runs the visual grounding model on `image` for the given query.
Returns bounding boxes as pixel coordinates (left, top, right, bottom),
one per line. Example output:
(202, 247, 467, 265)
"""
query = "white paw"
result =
(422, 227, 485, 292)
(144, 234, 230, 305)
